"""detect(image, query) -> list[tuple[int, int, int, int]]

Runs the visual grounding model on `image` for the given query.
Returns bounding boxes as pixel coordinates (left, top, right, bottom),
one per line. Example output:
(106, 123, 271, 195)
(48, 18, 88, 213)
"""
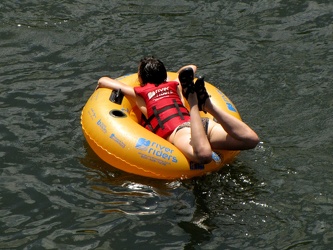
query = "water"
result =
(1, 0, 333, 249)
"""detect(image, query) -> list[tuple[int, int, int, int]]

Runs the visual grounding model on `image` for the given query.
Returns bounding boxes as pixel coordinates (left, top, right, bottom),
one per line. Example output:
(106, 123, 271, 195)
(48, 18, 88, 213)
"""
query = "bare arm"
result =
(177, 65, 197, 74)
(97, 76, 147, 116)
(167, 65, 198, 83)
(97, 77, 136, 98)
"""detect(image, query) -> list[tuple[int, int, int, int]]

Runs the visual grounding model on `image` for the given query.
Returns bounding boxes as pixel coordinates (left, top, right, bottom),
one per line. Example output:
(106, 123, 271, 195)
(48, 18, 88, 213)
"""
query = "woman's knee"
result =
(194, 148, 213, 164)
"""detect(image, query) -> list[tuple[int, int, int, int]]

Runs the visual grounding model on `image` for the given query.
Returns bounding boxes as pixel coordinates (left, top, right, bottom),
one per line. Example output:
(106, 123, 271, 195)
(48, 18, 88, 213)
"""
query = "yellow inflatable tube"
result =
(81, 72, 241, 180)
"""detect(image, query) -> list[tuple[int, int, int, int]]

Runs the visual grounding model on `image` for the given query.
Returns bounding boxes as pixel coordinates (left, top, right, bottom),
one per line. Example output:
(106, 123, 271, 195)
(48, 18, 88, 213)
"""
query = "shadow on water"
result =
(80, 140, 274, 249)
(185, 163, 269, 249)
(2, 0, 333, 248)
(80, 141, 181, 195)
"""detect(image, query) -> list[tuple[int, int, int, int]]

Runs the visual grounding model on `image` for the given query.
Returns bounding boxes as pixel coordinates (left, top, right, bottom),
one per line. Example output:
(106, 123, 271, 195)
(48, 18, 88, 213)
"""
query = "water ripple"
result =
(1, 0, 333, 248)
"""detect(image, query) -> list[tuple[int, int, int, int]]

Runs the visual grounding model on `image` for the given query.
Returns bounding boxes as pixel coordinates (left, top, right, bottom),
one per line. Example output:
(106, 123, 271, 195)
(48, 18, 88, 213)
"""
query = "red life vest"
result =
(134, 81, 191, 139)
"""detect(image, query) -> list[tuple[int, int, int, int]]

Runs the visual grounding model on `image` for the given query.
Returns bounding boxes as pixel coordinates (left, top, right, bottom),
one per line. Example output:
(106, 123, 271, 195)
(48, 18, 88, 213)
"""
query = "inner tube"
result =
(81, 72, 241, 180)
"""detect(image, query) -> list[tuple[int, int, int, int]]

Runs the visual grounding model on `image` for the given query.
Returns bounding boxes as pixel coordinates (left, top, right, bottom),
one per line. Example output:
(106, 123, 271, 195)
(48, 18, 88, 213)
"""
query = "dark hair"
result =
(138, 56, 167, 86)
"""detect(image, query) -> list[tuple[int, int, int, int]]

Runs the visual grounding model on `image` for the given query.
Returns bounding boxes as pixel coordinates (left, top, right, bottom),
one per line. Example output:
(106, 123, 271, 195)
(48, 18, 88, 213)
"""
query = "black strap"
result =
(141, 114, 153, 131)
(141, 99, 189, 133)
(173, 99, 184, 120)
(152, 112, 189, 133)
(143, 101, 180, 125)
(153, 106, 164, 130)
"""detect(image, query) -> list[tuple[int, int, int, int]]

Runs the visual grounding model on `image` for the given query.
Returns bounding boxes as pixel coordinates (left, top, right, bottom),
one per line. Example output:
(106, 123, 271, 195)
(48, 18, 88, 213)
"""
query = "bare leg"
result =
(187, 93, 212, 163)
(170, 93, 213, 164)
(204, 99, 259, 150)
